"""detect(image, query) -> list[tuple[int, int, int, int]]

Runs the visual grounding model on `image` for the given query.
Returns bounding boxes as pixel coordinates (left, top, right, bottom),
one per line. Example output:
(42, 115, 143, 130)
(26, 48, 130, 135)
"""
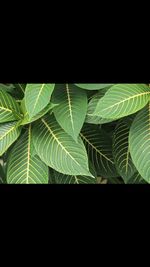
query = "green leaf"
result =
(53, 84, 87, 141)
(20, 99, 56, 125)
(25, 83, 55, 118)
(32, 114, 92, 177)
(113, 119, 136, 183)
(94, 84, 150, 119)
(0, 121, 22, 156)
(7, 125, 49, 184)
(0, 83, 15, 92)
(49, 161, 97, 184)
(0, 89, 22, 123)
(81, 124, 119, 178)
(127, 172, 147, 184)
(129, 104, 150, 183)
(0, 162, 6, 183)
(50, 170, 96, 184)
(86, 89, 114, 124)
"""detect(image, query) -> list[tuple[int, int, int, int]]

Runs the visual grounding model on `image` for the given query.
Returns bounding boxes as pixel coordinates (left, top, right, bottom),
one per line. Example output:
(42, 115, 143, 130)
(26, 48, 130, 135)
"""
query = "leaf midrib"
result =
(66, 83, 75, 133)
(32, 84, 45, 115)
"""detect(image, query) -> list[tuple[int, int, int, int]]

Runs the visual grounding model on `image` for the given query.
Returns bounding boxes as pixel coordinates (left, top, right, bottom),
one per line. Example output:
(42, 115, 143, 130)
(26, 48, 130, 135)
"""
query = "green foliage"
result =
(0, 83, 150, 184)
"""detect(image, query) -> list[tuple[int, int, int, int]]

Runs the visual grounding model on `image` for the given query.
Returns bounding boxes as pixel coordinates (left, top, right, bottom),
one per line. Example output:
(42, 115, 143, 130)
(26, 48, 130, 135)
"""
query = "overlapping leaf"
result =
(25, 84, 55, 118)
(86, 89, 113, 124)
(81, 124, 118, 178)
(53, 83, 87, 141)
(50, 164, 96, 184)
(32, 114, 92, 177)
(94, 84, 150, 119)
(20, 98, 56, 125)
(0, 89, 22, 123)
(113, 119, 136, 183)
(0, 121, 21, 156)
(0, 83, 150, 184)
(7, 125, 49, 184)
(127, 172, 147, 184)
(53, 173, 95, 184)
(129, 104, 150, 183)
(75, 84, 114, 90)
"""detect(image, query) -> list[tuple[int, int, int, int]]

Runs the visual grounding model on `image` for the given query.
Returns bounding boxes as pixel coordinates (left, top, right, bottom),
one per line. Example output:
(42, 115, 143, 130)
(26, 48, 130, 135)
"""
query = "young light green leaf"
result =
(25, 83, 55, 118)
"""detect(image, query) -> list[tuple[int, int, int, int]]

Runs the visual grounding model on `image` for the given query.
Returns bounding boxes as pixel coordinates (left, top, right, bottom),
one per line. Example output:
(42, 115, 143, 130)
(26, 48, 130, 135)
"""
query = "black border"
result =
(0, 50, 149, 83)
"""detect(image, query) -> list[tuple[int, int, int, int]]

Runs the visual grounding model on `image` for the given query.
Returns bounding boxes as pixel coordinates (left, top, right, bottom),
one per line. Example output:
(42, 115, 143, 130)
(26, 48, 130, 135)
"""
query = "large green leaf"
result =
(32, 114, 92, 177)
(94, 84, 150, 119)
(53, 84, 87, 141)
(25, 84, 55, 118)
(7, 125, 49, 184)
(129, 104, 150, 183)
